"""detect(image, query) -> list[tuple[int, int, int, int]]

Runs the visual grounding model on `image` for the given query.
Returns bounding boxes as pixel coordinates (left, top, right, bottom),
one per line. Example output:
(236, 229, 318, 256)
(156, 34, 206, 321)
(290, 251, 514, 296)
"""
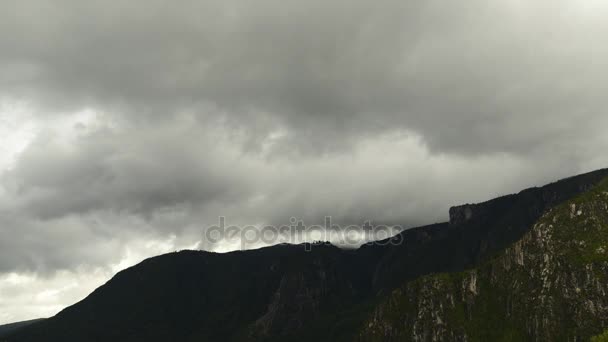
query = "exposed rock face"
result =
(360, 177, 608, 341)
(369, 169, 608, 294)
(251, 254, 358, 337)
(448, 171, 606, 228)
(449, 204, 475, 225)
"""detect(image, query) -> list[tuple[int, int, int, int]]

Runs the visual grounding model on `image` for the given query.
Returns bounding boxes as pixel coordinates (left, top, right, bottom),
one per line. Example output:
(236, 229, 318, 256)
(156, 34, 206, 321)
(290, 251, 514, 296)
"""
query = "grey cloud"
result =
(1, 115, 591, 273)
(1, 0, 606, 155)
(3, 117, 250, 219)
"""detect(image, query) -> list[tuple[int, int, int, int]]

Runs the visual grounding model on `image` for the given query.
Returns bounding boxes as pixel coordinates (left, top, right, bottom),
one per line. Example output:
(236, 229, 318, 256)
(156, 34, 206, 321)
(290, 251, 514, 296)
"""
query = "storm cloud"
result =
(1, 0, 608, 323)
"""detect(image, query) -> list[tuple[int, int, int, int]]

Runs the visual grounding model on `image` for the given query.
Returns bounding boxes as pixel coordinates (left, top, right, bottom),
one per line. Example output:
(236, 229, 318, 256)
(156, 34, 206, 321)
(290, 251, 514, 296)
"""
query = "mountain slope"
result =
(0, 320, 45, 339)
(360, 176, 608, 341)
(6, 169, 608, 341)
(363, 168, 608, 293)
(7, 244, 374, 342)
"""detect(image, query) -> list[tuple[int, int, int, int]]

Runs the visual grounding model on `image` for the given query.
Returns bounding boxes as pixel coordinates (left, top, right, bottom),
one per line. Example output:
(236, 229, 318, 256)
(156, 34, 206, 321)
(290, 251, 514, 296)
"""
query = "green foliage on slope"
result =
(361, 177, 608, 341)
(591, 329, 608, 342)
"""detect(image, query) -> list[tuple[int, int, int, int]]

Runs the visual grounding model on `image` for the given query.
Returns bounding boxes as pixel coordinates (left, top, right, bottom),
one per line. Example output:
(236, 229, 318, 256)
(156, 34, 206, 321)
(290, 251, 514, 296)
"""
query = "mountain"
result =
(360, 174, 608, 341)
(0, 320, 45, 339)
(5, 169, 608, 341)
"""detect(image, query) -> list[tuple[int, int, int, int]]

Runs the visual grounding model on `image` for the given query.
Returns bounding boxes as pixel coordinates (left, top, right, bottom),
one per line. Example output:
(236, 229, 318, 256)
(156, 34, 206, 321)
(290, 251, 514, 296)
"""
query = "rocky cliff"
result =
(360, 177, 608, 341)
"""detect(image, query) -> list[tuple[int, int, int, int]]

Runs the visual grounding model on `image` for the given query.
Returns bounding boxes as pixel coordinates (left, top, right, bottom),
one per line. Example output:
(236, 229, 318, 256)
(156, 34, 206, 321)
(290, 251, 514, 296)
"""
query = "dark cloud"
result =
(2, 1, 606, 154)
(3, 118, 249, 219)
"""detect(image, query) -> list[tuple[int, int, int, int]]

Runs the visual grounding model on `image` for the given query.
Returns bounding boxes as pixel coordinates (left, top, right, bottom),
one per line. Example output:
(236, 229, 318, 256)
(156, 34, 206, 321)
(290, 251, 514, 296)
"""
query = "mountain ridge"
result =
(0, 320, 45, 339)
(360, 175, 608, 341)
(5, 168, 608, 341)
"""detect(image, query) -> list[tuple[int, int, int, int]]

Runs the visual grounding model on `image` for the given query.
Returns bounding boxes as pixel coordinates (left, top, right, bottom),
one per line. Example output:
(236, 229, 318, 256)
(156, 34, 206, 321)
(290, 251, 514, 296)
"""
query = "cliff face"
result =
(360, 178, 608, 342)
(250, 248, 362, 338)
(368, 169, 608, 294)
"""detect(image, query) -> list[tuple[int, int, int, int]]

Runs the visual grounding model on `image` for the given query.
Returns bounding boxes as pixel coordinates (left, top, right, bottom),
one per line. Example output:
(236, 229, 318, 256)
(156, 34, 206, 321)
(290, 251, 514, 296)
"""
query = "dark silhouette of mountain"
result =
(0, 319, 45, 339)
(6, 169, 608, 341)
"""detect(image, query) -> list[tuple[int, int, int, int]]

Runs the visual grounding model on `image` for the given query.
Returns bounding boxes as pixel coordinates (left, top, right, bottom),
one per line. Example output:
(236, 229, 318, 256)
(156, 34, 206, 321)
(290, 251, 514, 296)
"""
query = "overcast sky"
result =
(1, 0, 608, 324)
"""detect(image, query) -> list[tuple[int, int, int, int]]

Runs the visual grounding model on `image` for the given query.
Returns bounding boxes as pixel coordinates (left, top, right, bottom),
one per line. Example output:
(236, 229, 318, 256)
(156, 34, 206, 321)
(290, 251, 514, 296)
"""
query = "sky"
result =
(1, 0, 608, 324)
